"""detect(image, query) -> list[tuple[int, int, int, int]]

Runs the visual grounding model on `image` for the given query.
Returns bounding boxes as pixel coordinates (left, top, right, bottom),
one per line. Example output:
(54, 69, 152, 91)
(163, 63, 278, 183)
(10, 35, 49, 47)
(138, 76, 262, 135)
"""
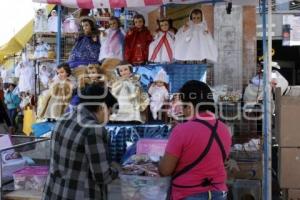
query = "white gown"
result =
(63, 15, 78, 33)
(17, 64, 35, 93)
(48, 16, 58, 32)
(148, 85, 169, 119)
(148, 31, 175, 63)
(99, 29, 125, 61)
(174, 21, 218, 62)
(34, 14, 48, 33)
(33, 43, 50, 59)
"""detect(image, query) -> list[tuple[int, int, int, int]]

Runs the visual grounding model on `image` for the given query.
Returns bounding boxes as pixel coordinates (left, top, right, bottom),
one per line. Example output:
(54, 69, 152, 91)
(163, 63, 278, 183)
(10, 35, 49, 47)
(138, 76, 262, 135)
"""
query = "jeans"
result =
(184, 191, 227, 200)
(8, 109, 17, 126)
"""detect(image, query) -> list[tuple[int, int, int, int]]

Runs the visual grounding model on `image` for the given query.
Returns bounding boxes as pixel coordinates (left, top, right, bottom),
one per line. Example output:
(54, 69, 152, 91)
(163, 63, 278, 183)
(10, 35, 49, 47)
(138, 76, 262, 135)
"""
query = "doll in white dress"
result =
(148, 18, 175, 63)
(148, 69, 169, 120)
(47, 10, 59, 32)
(174, 9, 218, 63)
(110, 64, 149, 123)
(99, 17, 125, 62)
(34, 8, 48, 33)
(33, 38, 50, 59)
(63, 15, 79, 33)
(16, 62, 35, 94)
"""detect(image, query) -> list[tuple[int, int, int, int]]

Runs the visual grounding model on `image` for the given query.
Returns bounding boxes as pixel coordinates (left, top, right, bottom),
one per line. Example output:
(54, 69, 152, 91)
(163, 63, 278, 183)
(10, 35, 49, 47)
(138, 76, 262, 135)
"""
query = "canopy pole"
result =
(262, 0, 272, 199)
(56, 5, 62, 65)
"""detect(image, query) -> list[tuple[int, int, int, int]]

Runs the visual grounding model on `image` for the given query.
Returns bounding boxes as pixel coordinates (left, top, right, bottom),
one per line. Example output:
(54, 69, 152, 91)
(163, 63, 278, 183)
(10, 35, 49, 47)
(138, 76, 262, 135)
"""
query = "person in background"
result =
(159, 80, 232, 200)
(0, 100, 14, 134)
(42, 84, 120, 200)
(4, 79, 21, 128)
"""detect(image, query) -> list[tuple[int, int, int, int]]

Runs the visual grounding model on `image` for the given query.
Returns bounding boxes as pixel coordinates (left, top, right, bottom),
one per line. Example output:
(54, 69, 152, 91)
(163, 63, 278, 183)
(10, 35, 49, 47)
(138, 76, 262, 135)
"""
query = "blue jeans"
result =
(8, 109, 17, 126)
(184, 191, 227, 200)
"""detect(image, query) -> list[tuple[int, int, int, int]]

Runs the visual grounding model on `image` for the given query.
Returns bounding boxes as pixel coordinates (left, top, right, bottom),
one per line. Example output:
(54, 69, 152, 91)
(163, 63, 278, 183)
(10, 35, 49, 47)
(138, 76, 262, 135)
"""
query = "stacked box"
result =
(275, 87, 300, 194)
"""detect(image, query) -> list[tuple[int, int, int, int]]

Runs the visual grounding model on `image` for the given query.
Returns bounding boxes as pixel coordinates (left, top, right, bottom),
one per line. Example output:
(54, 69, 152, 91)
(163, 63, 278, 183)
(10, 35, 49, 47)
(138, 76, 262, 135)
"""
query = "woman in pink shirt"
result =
(159, 80, 232, 200)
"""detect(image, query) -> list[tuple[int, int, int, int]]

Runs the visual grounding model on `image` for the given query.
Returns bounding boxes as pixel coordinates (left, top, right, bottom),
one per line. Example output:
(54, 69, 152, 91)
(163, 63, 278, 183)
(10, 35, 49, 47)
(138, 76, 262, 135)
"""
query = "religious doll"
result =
(37, 63, 73, 120)
(68, 16, 100, 79)
(174, 8, 218, 63)
(63, 15, 79, 33)
(110, 63, 149, 123)
(99, 17, 125, 62)
(124, 14, 153, 65)
(39, 65, 51, 89)
(34, 8, 48, 33)
(33, 38, 50, 59)
(47, 10, 59, 32)
(148, 18, 175, 63)
(148, 69, 169, 120)
(15, 61, 35, 94)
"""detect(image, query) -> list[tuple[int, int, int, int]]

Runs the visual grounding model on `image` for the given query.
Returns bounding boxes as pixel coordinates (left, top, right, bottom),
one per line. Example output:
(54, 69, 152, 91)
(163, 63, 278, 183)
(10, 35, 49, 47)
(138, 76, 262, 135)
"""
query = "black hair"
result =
(57, 62, 71, 77)
(79, 83, 117, 112)
(179, 80, 215, 113)
(133, 14, 145, 25)
(80, 17, 98, 35)
(190, 9, 203, 20)
(156, 18, 171, 31)
(116, 61, 133, 77)
(109, 16, 121, 28)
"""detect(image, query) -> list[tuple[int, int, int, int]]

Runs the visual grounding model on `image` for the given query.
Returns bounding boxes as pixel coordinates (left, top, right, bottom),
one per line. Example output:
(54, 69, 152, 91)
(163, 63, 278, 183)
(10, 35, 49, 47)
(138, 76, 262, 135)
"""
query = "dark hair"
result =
(116, 61, 133, 77)
(109, 16, 121, 28)
(179, 80, 215, 113)
(133, 14, 145, 25)
(156, 18, 171, 31)
(80, 17, 98, 35)
(57, 63, 71, 77)
(79, 83, 117, 112)
(189, 9, 203, 20)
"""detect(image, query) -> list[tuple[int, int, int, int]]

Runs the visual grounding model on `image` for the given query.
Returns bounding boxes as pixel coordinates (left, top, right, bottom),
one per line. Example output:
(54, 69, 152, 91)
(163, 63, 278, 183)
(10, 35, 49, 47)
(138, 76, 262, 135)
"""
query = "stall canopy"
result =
(32, 0, 257, 8)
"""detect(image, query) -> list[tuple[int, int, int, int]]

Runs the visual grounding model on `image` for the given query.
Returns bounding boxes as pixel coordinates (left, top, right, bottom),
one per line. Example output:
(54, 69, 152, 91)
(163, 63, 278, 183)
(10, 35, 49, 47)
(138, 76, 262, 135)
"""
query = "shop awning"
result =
(32, 0, 257, 9)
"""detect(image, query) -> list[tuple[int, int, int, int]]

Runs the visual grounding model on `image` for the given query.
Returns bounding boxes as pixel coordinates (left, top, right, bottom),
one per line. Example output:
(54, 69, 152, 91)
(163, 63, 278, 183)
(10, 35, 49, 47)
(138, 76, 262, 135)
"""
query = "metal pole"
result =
(56, 5, 62, 65)
(262, 0, 272, 199)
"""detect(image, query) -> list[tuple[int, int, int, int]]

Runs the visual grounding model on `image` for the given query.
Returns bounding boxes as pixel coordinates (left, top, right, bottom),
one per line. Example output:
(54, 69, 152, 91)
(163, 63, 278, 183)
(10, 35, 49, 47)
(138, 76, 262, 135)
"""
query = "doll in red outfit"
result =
(124, 14, 153, 65)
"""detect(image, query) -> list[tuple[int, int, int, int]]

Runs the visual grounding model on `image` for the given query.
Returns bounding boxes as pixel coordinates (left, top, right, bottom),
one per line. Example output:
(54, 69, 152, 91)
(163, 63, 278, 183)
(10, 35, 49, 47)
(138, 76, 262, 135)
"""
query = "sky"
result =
(0, 0, 44, 46)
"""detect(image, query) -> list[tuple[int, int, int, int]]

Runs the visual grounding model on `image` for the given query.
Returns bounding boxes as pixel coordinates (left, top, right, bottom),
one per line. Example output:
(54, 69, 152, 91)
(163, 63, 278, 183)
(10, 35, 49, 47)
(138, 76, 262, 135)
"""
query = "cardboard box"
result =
(279, 148, 300, 188)
(275, 87, 300, 147)
(288, 189, 300, 200)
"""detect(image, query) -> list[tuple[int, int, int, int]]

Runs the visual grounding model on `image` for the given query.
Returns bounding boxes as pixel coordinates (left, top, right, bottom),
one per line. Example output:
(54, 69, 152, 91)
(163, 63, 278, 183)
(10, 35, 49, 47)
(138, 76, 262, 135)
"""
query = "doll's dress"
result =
(48, 15, 58, 32)
(68, 35, 100, 69)
(33, 43, 50, 59)
(174, 21, 218, 62)
(34, 14, 48, 33)
(63, 15, 78, 33)
(148, 85, 169, 119)
(99, 28, 125, 61)
(110, 75, 149, 122)
(37, 79, 73, 119)
(148, 31, 175, 63)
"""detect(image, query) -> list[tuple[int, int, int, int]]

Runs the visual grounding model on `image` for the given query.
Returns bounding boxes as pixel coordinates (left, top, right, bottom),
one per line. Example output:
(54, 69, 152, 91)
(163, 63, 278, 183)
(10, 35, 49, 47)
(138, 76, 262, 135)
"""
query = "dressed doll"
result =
(174, 9, 218, 63)
(33, 38, 50, 59)
(99, 17, 125, 62)
(15, 61, 35, 94)
(34, 8, 48, 33)
(110, 63, 149, 123)
(148, 69, 169, 120)
(68, 16, 100, 78)
(37, 63, 73, 120)
(47, 10, 59, 32)
(124, 14, 153, 65)
(63, 15, 79, 33)
(39, 65, 51, 89)
(168, 93, 184, 120)
(148, 18, 175, 63)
